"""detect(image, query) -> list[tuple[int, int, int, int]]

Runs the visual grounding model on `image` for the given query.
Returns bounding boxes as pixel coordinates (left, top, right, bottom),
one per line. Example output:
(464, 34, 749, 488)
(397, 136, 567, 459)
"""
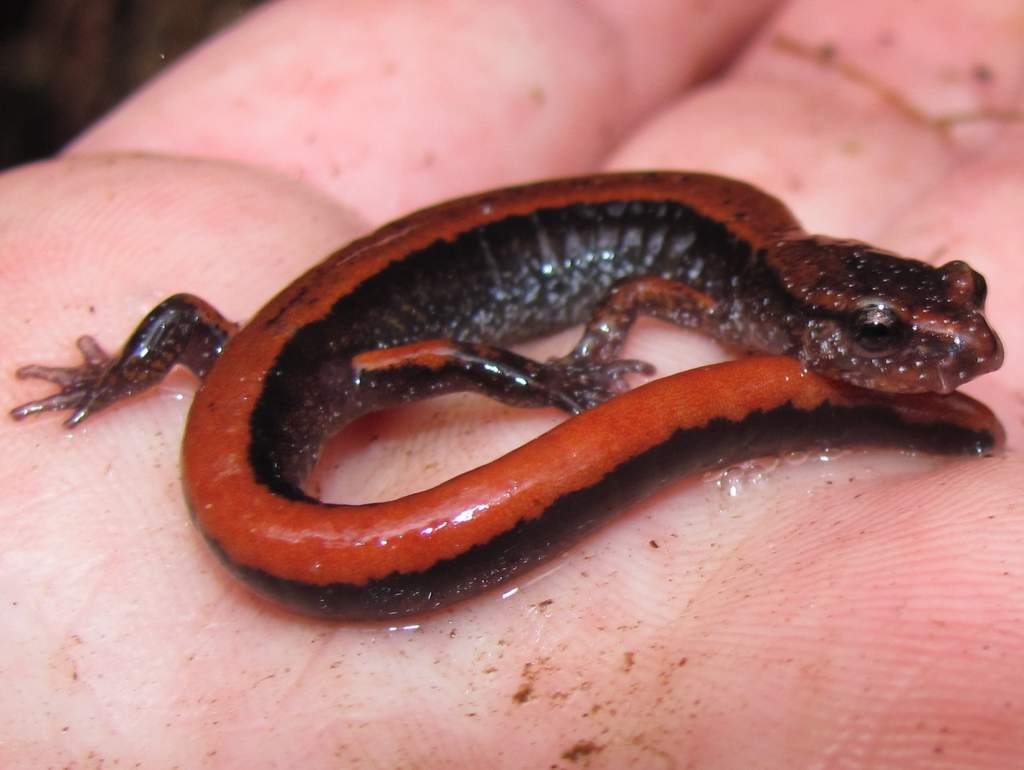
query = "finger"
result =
(606, 0, 1023, 386)
(69, 0, 782, 221)
(611, 0, 1024, 234)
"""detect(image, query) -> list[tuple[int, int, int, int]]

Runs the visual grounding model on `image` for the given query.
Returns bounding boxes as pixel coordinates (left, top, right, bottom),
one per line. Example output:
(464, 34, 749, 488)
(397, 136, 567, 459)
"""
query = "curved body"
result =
(11, 173, 1004, 619)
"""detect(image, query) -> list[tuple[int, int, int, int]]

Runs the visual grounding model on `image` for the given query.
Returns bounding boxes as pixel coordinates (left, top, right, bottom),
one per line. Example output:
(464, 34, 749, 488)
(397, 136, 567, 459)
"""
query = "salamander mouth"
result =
(813, 336, 1003, 395)
(860, 329, 1004, 394)
(904, 315, 1004, 390)
(929, 323, 1004, 393)
(927, 359, 976, 395)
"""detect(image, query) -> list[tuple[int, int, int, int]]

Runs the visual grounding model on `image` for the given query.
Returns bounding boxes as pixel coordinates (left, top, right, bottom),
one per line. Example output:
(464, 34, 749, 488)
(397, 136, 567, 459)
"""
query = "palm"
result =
(3, 2, 1021, 768)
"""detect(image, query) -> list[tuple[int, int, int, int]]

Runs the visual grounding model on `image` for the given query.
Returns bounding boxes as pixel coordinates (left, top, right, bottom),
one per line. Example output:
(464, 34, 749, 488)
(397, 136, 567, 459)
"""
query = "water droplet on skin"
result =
(784, 450, 809, 466)
(385, 623, 422, 634)
(704, 461, 771, 498)
(703, 451, 856, 502)
(816, 446, 847, 463)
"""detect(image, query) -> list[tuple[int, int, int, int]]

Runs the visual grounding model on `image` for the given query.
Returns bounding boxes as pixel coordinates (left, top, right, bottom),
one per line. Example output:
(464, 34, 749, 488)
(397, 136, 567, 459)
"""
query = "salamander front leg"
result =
(566, 276, 719, 363)
(11, 294, 238, 427)
(352, 339, 654, 414)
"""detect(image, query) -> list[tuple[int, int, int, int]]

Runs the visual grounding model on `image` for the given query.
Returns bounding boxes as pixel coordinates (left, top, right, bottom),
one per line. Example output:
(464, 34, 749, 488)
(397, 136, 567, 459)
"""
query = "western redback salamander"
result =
(10, 172, 1004, 619)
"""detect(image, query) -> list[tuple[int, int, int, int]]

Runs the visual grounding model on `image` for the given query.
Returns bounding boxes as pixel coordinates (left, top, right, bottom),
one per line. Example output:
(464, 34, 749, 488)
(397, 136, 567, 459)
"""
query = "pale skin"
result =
(3, 1, 1023, 767)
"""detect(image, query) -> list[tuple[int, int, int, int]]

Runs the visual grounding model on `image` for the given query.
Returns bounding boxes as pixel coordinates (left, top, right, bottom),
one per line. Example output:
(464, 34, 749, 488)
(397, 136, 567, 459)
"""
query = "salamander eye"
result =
(850, 303, 906, 356)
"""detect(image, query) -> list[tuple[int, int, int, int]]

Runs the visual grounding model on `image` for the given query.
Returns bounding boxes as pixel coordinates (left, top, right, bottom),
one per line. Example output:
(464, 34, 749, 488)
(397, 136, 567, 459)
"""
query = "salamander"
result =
(10, 172, 1005, 619)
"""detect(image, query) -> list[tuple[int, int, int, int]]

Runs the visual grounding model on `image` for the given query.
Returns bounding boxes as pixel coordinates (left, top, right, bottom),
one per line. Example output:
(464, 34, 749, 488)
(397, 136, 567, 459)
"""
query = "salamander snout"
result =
(913, 309, 1004, 393)
(889, 260, 1003, 392)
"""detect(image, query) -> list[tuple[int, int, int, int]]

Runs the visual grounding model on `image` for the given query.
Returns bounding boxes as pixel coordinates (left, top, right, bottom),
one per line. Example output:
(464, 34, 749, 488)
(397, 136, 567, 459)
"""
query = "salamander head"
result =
(771, 236, 1003, 393)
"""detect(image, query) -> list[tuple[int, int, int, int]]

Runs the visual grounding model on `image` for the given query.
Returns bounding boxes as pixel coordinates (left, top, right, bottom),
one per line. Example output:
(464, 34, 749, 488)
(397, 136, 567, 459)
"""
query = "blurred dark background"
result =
(0, 0, 264, 169)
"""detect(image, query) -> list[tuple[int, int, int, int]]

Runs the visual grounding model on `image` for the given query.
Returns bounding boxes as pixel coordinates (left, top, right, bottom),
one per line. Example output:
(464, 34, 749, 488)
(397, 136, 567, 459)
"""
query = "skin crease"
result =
(2, 0, 1023, 767)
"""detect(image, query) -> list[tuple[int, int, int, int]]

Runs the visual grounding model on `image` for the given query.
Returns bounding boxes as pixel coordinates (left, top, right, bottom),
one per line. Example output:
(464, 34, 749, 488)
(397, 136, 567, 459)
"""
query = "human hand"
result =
(3, 1, 1022, 767)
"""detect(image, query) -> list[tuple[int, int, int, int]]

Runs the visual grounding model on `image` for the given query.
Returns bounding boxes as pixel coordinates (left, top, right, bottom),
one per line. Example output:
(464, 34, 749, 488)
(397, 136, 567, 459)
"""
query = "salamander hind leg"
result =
(10, 294, 238, 427)
(352, 339, 654, 415)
